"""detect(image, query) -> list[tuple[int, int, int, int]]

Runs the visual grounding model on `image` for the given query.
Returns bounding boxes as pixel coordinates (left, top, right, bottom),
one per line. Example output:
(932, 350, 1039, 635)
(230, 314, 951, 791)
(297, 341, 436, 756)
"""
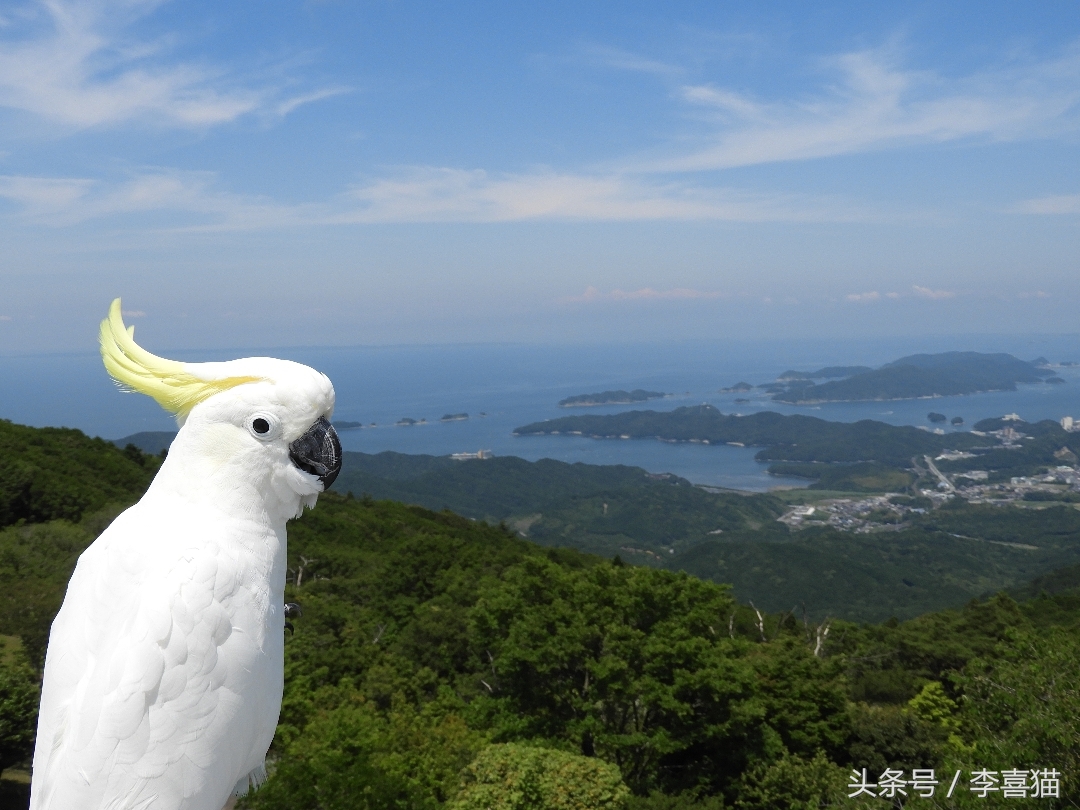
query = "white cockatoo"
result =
(29, 299, 341, 810)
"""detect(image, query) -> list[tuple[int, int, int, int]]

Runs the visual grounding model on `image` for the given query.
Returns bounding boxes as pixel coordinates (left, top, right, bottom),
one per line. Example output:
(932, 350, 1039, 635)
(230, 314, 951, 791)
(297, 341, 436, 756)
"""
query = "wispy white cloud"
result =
(680, 85, 763, 119)
(847, 287, 960, 303)
(831, 286, 1062, 307)
(845, 291, 880, 302)
(1014, 193, 1080, 214)
(338, 167, 872, 224)
(0, 174, 92, 215)
(562, 286, 725, 304)
(582, 44, 683, 78)
(0, 0, 344, 130)
(0, 165, 885, 228)
(643, 45, 1080, 171)
(0, 170, 310, 229)
(275, 86, 351, 117)
(912, 285, 956, 300)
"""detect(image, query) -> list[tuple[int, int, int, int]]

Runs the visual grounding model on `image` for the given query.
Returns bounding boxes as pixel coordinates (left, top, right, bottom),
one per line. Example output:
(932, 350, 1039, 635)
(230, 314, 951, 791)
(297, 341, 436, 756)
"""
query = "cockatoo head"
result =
(99, 299, 341, 520)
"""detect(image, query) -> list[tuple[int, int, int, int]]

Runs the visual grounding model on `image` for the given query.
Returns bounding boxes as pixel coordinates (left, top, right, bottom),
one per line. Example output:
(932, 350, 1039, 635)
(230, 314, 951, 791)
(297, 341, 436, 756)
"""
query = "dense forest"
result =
(333, 451, 783, 560)
(332, 451, 1080, 622)
(2, 418, 1080, 808)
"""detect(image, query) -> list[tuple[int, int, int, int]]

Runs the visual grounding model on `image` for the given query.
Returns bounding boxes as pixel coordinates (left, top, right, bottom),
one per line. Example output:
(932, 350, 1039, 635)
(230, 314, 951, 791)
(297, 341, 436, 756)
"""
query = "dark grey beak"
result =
(289, 417, 341, 490)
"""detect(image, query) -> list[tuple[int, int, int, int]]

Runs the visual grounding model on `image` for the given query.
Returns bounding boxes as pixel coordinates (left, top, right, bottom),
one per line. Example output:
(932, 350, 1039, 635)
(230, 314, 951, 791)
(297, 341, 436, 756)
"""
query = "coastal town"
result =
(779, 414, 1080, 532)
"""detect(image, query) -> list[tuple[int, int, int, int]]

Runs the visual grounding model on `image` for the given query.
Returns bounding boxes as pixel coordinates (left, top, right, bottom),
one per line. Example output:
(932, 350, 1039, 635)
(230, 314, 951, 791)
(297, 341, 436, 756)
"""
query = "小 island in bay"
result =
(558, 389, 667, 407)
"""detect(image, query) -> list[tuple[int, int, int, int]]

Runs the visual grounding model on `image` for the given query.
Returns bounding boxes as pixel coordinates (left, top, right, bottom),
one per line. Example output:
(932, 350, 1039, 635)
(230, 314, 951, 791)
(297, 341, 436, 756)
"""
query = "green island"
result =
(514, 403, 986, 465)
(768, 351, 1054, 403)
(718, 381, 753, 393)
(777, 365, 873, 381)
(4, 417, 1080, 808)
(558, 389, 667, 407)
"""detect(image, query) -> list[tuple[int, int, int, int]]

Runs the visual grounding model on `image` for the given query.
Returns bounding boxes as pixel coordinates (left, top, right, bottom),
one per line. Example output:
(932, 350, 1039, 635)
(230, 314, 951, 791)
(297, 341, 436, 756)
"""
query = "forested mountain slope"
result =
(0, 419, 159, 527)
(3, 420, 1080, 808)
(334, 450, 783, 559)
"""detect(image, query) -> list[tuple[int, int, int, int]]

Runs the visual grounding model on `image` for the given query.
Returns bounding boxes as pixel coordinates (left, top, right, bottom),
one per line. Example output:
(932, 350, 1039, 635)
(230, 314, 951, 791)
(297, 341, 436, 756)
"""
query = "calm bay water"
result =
(4, 335, 1080, 491)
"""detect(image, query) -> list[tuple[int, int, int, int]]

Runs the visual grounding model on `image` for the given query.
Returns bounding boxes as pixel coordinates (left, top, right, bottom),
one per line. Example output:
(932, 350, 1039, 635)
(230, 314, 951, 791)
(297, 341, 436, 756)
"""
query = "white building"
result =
(451, 449, 492, 460)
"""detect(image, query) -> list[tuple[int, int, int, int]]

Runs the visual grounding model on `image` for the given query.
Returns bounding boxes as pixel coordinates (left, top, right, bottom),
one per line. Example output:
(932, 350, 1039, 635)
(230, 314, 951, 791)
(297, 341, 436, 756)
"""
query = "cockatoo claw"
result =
(285, 602, 302, 633)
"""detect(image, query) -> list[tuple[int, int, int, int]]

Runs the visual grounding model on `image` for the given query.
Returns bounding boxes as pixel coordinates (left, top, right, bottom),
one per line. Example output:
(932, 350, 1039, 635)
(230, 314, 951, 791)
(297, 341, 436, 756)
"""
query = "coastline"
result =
(559, 396, 670, 408)
(773, 386, 1020, 405)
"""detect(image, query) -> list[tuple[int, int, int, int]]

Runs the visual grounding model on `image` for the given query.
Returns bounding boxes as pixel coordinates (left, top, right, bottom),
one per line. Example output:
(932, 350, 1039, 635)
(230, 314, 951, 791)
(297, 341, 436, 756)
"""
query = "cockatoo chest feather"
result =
(31, 495, 287, 810)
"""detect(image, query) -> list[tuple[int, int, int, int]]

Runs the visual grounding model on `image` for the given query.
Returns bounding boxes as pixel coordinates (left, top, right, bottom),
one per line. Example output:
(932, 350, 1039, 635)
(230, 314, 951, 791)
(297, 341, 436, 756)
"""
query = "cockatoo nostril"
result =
(288, 417, 342, 489)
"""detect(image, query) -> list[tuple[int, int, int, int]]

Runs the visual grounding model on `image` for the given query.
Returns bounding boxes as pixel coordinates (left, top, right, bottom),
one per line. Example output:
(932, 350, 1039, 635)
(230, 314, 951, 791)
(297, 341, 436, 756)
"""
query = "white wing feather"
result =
(31, 500, 284, 810)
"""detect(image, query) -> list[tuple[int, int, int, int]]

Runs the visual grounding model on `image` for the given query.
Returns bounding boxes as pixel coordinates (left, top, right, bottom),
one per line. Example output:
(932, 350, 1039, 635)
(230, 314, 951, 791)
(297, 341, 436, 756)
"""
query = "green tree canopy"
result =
(468, 558, 849, 795)
(450, 743, 630, 810)
(0, 639, 38, 773)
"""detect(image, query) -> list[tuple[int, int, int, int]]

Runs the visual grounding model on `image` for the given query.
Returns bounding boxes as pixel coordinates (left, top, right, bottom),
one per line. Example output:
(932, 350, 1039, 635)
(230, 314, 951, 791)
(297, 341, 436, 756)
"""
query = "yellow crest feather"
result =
(99, 299, 261, 416)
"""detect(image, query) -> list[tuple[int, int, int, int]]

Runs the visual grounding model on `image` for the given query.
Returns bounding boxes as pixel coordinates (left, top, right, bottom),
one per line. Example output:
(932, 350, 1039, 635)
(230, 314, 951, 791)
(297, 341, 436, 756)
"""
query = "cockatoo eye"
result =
(246, 413, 281, 440)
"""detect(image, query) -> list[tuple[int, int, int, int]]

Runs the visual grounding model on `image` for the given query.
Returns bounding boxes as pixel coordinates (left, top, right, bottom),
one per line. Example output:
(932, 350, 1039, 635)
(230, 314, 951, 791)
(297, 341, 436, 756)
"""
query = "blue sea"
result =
(5, 334, 1080, 491)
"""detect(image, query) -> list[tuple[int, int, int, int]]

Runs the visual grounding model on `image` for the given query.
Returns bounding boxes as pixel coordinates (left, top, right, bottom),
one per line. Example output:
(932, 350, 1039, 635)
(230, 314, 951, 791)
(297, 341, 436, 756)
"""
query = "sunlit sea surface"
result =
(5, 335, 1080, 492)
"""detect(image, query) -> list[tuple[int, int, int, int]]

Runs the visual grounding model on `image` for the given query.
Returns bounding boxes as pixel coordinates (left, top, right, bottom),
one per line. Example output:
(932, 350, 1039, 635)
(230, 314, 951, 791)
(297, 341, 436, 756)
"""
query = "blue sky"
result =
(2, 0, 1080, 353)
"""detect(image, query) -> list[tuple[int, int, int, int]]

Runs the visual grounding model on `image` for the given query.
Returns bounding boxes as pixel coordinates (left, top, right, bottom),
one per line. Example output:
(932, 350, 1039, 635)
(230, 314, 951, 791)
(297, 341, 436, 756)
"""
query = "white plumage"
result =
(30, 301, 340, 810)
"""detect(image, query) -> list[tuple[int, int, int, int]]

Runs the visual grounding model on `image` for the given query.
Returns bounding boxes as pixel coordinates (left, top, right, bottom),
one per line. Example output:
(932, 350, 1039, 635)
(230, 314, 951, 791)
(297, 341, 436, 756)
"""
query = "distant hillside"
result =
(558, 389, 666, 407)
(11, 416, 1080, 623)
(772, 351, 1051, 403)
(336, 448, 1080, 621)
(1008, 562, 1080, 603)
(112, 430, 177, 455)
(299, 452, 1080, 622)
(514, 404, 984, 466)
(1, 420, 159, 528)
(676, 500, 1080, 621)
(764, 461, 915, 492)
(335, 450, 783, 559)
